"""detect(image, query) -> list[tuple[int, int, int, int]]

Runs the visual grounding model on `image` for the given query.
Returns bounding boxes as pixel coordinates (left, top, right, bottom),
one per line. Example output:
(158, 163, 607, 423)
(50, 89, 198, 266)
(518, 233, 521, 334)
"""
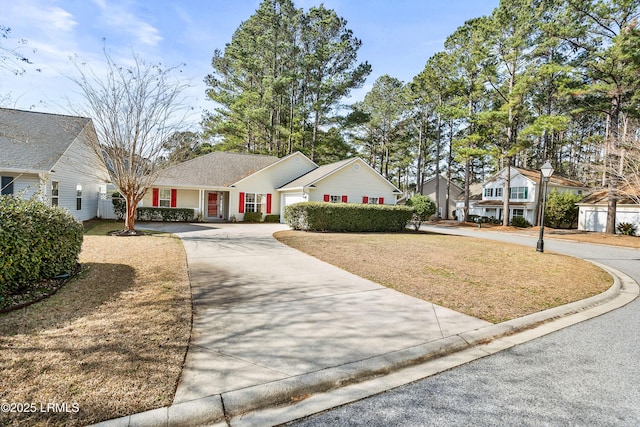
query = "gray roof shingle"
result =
(0, 108, 91, 172)
(153, 151, 281, 188)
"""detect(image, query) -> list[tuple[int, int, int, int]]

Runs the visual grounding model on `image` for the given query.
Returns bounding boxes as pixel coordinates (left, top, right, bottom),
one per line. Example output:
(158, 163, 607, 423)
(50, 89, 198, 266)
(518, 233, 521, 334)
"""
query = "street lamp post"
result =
(536, 161, 554, 253)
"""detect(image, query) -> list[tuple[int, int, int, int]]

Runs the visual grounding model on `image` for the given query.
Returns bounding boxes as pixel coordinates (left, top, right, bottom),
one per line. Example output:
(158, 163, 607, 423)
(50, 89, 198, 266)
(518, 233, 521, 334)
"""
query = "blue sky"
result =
(2, 0, 499, 127)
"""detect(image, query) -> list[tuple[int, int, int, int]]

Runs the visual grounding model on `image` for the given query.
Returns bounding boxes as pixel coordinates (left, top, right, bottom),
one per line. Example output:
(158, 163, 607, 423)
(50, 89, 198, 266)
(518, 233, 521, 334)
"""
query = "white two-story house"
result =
(461, 167, 587, 225)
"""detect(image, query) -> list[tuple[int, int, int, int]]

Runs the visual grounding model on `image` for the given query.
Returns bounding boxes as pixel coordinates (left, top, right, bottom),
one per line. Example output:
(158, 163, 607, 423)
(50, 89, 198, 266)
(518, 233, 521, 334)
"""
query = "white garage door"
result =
(585, 210, 607, 232)
(280, 194, 306, 223)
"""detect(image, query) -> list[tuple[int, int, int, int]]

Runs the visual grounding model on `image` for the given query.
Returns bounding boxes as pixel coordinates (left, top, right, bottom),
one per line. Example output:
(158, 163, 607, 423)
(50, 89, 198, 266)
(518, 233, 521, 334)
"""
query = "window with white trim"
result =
(495, 187, 503, 197)
(76, 184, 82, 210)
(159, 188, 171, 207)
(512, 208, 524, 217)
(368, 197, 379, 204)
(51, 181, 59, 206)
(245, 193, 266, 213)
(510, 186, 528, 200)
(330, 195, 341, 203)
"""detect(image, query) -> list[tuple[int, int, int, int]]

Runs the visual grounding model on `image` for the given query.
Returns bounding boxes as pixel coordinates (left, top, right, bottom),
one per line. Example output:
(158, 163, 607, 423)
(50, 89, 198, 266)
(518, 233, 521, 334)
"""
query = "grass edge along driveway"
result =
(274, 230, 613, 324)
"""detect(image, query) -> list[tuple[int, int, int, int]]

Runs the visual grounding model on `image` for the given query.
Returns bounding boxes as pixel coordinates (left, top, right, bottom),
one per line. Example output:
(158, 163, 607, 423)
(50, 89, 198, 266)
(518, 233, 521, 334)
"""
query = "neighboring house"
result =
(144, 151, 401, 222)
(0, 108, 110, 221)
(577, 189, 640, 233)
(420, 175, 463, 219)
(454, 182, 483, 221)
(463, 166, 587, 225)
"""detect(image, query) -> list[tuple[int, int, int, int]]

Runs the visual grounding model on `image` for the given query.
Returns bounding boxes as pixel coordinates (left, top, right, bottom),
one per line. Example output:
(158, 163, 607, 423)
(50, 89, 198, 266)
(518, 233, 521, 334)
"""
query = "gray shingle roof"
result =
(153, 151, 280, 188)
(0, 108, 91, 172)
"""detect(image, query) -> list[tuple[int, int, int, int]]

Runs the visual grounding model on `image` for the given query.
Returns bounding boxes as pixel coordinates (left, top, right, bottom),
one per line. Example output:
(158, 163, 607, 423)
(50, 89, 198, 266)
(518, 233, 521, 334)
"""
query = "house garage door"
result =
(280, 194, 306, 223)
(585, 210, 607, 232)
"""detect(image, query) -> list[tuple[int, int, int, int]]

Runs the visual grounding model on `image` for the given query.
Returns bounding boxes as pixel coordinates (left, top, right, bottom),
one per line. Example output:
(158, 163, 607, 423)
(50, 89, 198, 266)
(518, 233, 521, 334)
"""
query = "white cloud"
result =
(92, 0, 162, 47)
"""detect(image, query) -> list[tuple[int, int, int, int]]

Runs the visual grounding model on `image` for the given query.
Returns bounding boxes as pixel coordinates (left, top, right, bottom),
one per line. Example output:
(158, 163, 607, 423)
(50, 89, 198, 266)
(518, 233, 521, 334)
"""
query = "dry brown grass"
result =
(0, 224, 191, 426)
(274, 230, 613, 324)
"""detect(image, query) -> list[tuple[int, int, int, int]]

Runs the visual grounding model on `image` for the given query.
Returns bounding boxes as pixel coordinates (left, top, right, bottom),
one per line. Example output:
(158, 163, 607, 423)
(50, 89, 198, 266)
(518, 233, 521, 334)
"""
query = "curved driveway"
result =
(289, 225, 640, 426)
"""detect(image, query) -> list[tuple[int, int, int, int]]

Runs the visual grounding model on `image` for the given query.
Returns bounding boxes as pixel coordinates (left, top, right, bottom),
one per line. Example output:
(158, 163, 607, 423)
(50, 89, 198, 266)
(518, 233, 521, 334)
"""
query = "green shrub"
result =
(111, 191, 126, 220)
(545, 190, 581, 228)
(136, 207, 195, 222)
(406, 194, 436, 230)
(510, 215, 531, 228)
(264, 214, 280, 223)
(243, 212, 263, 222)
(0, 196, 83, 298)
(284, 202, 414, 232)
(616, 222, 637, 236)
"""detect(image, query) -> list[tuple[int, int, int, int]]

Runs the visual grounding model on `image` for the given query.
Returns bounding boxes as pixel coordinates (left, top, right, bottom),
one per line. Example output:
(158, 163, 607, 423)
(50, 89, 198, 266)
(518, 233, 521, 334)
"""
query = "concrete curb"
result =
(89, 264, 638, 427)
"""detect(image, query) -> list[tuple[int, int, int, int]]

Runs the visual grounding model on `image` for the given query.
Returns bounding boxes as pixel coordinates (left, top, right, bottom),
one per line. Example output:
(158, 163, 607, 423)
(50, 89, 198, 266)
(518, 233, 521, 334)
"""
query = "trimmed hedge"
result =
(284, 202, 414, 232)
(136, 207, 195, 222)
(0, 196, 83, 297)
(243, 212, 263, 222)
(264, 214, 280, 223)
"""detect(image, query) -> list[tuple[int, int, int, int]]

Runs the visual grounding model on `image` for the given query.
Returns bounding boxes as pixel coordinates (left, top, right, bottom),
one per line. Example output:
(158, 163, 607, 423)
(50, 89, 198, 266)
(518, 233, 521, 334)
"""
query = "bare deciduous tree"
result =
(70, 50, 191, 232)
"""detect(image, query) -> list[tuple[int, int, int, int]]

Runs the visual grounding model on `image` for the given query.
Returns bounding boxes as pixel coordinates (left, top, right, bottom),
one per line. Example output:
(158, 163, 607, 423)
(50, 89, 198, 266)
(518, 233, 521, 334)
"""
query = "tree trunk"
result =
(125, 193, 137, 231)
(503, 160, 511, 226)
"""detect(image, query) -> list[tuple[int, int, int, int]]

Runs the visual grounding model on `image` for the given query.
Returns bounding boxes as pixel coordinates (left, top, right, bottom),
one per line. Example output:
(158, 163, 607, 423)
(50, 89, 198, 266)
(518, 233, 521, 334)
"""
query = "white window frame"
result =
(159, 188, 171, 207)
(368, 197, 379, 205)
(245, 193, 265, 213)
(510, 187, 527, 200)
(512, 208, 524, 218)
(52, 181, 59, 206)
(330, 195, 341, 203)
(76, 184, 82, 210)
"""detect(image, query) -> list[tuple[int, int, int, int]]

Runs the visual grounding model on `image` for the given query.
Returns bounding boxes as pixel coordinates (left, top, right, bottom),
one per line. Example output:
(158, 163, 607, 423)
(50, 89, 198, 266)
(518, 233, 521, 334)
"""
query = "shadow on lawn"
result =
(0, 262, 136, 336)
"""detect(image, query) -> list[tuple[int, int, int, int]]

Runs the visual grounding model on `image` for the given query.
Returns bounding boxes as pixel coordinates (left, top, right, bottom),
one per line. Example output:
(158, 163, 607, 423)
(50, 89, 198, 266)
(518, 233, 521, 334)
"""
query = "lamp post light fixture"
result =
(536, 161, 554, 253)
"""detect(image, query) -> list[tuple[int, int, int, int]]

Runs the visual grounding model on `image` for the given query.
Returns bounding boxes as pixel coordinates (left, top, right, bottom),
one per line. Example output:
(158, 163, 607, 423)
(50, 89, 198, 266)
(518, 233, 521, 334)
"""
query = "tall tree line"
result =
(203, 0, 370, 163)
(199, 0, 640, 231)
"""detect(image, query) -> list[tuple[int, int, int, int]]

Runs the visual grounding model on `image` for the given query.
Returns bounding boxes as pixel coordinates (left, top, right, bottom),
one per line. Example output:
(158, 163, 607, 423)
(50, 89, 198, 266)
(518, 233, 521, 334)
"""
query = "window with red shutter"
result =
(239, 192, 245, 213)
(341, 195, 348, 203)
(323, 194, 330, 202)
(152, 188, 159, 207)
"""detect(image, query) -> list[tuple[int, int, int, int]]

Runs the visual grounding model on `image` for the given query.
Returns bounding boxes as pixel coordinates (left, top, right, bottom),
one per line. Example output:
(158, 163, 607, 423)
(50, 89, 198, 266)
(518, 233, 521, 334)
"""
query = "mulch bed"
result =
(0, 264, 82, 313)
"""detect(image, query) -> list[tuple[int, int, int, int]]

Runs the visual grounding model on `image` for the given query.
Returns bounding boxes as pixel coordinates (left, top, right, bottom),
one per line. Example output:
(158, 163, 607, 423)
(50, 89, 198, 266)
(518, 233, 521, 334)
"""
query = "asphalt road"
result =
(288, 227, 640, 427)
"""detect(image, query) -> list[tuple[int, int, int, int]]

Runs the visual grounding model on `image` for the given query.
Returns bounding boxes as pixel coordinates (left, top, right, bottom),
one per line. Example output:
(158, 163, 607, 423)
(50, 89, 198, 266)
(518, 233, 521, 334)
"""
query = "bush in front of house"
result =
(405, 194, 436, 231)
(264, 214, 280, 223)
(544, 190, 581, 228)
(243, 212, 263, 222)
(510, 215, 531, 228)
(284, 202, 414, 232)
(0, 195, 83, 298)
(616, 222, 637, 236)
(111, 191, 126, 220)
(136, 207, 195, 222)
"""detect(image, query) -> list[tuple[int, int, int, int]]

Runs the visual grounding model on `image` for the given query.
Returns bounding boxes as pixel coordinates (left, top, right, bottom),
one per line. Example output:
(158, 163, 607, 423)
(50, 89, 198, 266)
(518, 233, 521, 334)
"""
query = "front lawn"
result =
(274, 230, 613, 323)
(0, 221, 191, 426)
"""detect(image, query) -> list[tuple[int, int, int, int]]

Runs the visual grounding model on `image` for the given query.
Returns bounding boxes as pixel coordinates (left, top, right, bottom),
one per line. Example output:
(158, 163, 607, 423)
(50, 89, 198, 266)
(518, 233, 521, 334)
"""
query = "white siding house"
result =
(0, 108, 110, 221)
(145, 152, 401, 223)
(577, 189, 640, 233)
(461, 167, 587, 225)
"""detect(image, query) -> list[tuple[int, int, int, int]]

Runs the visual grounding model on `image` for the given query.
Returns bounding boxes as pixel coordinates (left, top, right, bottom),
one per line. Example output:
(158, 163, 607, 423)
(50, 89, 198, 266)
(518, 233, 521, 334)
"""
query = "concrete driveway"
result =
(92, 222, 637, 427)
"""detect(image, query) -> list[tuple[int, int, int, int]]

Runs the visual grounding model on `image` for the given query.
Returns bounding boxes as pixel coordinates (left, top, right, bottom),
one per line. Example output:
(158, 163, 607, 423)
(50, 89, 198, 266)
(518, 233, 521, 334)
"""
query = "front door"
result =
(207, 193, 218, 218)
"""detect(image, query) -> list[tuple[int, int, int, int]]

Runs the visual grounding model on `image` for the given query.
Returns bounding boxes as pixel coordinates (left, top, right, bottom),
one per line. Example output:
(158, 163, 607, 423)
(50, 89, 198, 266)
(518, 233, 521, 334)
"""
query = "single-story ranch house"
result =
(144, 151, 402, 222)
(0, 108, 109, 221)
(456, 166, 587, 224)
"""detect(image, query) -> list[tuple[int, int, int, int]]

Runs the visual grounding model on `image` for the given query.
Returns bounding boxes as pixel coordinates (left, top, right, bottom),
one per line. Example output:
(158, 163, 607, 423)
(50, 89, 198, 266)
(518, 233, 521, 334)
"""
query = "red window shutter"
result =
(341, 195, 348, 203)
(323, 194, 330, 202)
(171, 189, 177, 207)
(362, 196, 368, 204)
(379, 197, 384, 204)
(152, 188, 159, 207)
(239, 192, 245, 213)
(266, 193, 272, 214)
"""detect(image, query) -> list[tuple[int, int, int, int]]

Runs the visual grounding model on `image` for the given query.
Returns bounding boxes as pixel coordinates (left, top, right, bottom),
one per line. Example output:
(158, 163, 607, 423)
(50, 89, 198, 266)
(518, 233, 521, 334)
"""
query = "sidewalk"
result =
(92, 223, 639, 427)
